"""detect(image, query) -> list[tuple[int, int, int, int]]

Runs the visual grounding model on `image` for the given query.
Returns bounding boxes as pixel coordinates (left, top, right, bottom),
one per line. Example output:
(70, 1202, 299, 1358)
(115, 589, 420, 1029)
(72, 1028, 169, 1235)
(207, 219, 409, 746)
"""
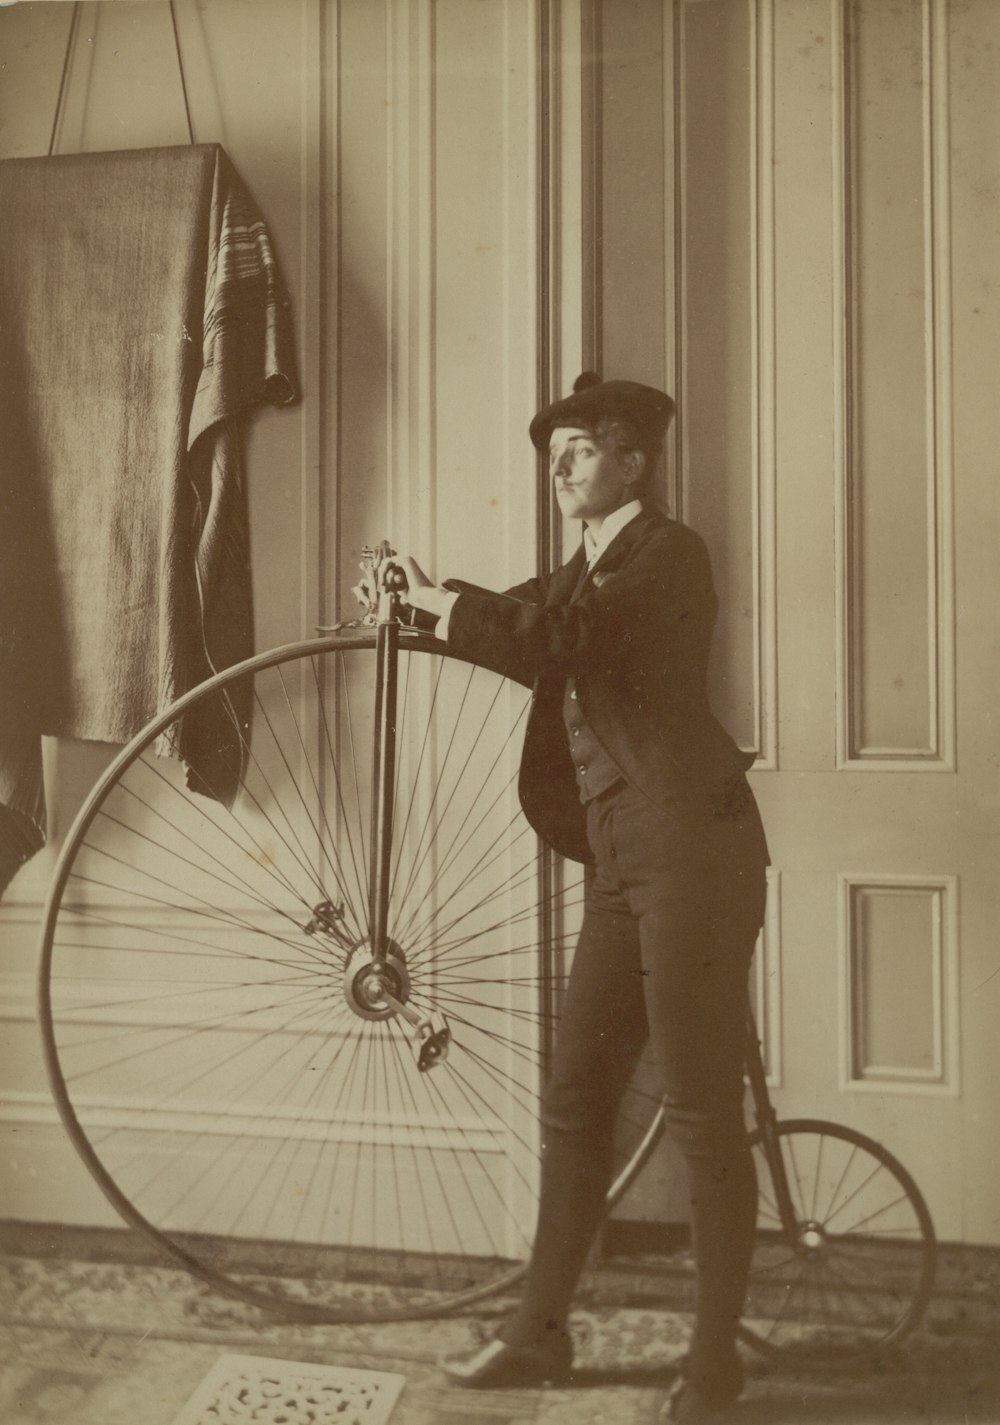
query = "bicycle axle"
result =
(341, 940, 451, 1070)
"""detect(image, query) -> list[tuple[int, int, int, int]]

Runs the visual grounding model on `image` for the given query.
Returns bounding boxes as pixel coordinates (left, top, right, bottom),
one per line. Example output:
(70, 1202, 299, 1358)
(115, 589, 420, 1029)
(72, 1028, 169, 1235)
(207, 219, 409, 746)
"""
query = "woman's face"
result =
(549, 425, 639, 524)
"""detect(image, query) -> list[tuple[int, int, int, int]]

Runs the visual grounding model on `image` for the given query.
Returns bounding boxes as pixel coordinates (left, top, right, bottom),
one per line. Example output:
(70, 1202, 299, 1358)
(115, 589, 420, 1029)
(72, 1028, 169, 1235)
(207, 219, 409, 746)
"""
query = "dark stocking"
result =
(665, 1103, 756, 1395)
(498, 1115, 616, 1348)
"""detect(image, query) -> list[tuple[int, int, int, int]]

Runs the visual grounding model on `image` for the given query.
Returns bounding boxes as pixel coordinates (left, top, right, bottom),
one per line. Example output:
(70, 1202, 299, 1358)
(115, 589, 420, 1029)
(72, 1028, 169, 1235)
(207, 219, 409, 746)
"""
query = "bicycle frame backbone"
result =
(361, 547, 450, 1070)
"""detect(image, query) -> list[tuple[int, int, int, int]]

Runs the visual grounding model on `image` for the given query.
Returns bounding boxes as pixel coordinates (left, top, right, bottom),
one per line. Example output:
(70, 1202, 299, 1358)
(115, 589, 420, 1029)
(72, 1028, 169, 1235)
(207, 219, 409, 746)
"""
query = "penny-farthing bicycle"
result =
(38, 552, 935, 1363)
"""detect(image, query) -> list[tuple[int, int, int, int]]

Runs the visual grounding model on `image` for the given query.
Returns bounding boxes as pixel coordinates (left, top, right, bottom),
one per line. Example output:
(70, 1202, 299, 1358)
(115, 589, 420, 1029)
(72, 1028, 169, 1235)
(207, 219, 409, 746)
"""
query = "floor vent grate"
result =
(170, 1353, 406, 1425)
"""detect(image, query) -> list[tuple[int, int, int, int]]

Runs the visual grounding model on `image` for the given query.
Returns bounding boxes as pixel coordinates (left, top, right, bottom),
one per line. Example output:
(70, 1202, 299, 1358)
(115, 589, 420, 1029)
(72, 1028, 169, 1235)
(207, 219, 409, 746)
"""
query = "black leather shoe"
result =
(659, 1354, 744, 1422)
(442, 1335, 573, 1388)
(660, 1380, 737, 1422)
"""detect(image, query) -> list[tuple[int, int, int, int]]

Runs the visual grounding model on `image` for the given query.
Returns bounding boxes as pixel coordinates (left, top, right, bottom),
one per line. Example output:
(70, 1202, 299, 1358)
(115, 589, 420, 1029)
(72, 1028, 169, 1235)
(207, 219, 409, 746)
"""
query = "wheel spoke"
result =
(36, 636, 688, 1323)
(741, 1123, 934, 1363)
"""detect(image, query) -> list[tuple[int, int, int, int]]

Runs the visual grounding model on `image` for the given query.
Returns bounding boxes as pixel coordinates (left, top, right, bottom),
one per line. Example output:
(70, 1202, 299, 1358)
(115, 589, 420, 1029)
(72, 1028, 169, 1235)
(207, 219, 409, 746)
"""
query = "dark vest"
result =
(562, 676, 623, 801)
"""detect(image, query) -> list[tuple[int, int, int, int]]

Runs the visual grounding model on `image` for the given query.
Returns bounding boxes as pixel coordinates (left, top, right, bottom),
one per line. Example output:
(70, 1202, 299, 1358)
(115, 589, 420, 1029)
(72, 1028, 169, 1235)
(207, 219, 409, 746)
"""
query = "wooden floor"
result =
(0, 1227, 997, 1424)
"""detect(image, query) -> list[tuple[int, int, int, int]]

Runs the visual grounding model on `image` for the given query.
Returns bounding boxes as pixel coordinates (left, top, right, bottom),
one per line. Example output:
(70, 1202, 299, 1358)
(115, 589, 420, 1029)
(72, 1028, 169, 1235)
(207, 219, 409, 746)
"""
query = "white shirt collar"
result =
(583, 500, 643, 568)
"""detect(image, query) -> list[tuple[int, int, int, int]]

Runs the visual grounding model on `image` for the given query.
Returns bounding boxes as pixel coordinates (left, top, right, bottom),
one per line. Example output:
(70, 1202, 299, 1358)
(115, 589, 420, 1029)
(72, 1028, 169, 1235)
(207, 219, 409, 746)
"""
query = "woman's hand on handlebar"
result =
(376, 553, 427, 599)
(377, 554, 454, 621)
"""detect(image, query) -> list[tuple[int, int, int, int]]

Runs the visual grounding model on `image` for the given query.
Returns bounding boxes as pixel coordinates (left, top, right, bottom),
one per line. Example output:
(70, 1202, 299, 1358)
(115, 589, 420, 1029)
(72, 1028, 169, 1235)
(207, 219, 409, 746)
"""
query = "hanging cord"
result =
(47, 0, 196, 156)
(168, 0, 196, 145)
(48, 1, 83, 157)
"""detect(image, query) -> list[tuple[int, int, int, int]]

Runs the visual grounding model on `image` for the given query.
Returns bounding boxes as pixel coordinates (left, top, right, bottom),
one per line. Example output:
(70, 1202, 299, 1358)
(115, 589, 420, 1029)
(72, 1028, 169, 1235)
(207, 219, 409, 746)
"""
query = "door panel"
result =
(602, 0, 997, 1245)
(692, 0, 997, 1244)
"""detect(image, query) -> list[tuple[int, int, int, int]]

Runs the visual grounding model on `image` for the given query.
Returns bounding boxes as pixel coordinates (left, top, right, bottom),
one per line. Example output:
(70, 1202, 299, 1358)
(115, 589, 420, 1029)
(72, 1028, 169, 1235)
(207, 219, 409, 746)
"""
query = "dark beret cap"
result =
(529, 372, 675, 451)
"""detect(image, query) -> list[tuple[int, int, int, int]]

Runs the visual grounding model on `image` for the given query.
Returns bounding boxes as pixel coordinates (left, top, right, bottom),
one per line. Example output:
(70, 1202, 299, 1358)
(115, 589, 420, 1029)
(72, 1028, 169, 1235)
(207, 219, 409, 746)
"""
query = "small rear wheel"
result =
(738, 1118, 936, 1362)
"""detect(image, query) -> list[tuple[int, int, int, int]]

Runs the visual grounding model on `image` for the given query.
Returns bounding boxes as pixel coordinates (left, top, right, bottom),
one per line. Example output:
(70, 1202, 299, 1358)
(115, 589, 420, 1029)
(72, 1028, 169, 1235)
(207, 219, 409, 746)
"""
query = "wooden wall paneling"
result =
(550, 0, 598, 568)
(660, 0, 682, 519)
(949, 0, 1000, 1247)
(387, 0, 435, 571)
(752, 867, 783, 1088)
(680, 0, 770, 760)
(433, 0, 552, 1247)
(771, 0, 838, 775)
(319, 0, 341, 633)
(835, 0, 955, 769)
(839, 873, 959, 1095)
(749, 0, 778, 768)
(0, 3, 75, 159)
(336, 0, 391, 593)
(0, 0, 324, 1224)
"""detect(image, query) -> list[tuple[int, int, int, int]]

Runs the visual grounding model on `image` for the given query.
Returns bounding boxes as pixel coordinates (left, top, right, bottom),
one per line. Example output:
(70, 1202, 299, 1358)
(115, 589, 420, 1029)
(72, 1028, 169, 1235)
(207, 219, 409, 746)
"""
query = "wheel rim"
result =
(38, 635, 660, 1321)
(739, 1119, 936, 1361)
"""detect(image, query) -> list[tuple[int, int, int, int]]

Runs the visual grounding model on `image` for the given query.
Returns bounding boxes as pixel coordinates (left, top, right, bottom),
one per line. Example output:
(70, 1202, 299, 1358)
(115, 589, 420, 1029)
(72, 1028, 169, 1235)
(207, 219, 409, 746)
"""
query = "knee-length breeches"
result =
(542, 777, 770, 1163)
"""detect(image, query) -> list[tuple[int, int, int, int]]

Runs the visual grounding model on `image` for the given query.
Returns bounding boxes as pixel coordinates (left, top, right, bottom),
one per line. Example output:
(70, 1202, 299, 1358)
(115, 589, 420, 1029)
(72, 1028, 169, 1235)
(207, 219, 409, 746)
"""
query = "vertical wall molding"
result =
(661, 0, 682, 520)
(749, 0, 778, 769)
(537, 0, 592, 571)
(677, 0, 776, 766)
(386, 0, 437, 568)
(537, 0, 563, 573)
(752, 867, 783, 1087)
(321, 0, 341, 629)
(552, 0, 590, 413)
(675, 0, 690, 526)
(927, 0, 956, 771)
(838, 872, 960, 1096)
(299, 0, 323, 624)
(502, 0, 544, 580)
(301, 0, 326, 840)
(534, 0, 591, 1064)
(580, 0, 602, 376)
(834, 0, 955, 771)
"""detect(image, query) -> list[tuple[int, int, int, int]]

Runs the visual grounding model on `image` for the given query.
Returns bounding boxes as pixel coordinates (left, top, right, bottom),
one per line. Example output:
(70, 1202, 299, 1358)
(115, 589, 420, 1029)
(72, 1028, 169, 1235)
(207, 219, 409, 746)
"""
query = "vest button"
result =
(578, 764, 587, 774)
(570, 690, 577, 700)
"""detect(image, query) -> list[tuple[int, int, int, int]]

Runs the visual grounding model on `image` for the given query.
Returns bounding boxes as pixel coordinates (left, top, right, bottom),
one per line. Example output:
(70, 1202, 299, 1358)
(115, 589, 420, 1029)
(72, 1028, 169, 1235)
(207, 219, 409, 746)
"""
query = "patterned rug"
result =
(0, 1236, 997, 1424)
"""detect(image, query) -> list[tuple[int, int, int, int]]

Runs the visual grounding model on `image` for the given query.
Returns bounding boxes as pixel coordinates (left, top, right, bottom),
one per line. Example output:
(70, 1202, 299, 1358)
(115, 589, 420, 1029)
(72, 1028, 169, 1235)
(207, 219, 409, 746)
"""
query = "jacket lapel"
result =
(572, 506, 667, 601)
(546, 507, 669, 606)
(589, 506, 664, 579)
(545, 546, 587, 606)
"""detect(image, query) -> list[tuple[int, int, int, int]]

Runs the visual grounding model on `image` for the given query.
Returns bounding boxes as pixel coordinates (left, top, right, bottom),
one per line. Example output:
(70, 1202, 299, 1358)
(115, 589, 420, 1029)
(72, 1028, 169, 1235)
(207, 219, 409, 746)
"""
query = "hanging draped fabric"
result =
(0, 144, 298, 895)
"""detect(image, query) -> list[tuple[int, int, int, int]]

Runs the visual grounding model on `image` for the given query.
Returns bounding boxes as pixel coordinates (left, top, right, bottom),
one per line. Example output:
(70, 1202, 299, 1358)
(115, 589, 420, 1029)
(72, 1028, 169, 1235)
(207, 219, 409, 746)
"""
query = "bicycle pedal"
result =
(303, 899, 351, 945)
(415, 1012, 450, 1071)
(417, 1025, 450, 1071)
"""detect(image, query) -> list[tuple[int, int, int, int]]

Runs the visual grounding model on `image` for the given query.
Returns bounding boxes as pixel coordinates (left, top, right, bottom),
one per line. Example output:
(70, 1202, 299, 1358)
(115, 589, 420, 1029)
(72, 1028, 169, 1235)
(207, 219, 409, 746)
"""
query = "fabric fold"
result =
(0, 144, 297, 896)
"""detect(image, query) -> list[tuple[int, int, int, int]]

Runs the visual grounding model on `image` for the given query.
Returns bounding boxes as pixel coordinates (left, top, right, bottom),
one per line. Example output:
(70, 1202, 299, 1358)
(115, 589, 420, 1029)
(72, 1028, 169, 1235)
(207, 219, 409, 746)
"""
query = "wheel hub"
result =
(343, 938, 410, 1020)
(797, 1220, 827, 1254)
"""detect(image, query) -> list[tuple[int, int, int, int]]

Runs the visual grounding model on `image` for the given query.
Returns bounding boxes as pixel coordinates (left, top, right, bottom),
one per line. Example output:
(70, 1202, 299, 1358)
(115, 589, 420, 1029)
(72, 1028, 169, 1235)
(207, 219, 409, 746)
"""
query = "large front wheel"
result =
(37, 632, 661, 1322)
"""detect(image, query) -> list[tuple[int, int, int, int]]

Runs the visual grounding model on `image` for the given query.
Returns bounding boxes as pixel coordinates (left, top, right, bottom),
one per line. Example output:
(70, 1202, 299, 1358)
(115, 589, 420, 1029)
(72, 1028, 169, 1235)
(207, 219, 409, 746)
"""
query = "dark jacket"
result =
(444, 506, 755, 863)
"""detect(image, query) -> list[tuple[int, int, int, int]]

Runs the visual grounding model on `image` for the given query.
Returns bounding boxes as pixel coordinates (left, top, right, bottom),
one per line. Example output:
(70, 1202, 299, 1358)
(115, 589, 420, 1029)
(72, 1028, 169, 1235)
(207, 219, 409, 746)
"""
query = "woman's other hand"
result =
(351, 554, 385, 615)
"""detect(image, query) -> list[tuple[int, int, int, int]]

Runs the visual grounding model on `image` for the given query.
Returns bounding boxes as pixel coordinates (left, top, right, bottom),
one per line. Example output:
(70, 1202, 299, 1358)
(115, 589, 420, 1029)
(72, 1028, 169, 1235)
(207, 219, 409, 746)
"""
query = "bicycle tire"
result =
(737, 1118, 936, 1362)
(38, 632, 662, 1322)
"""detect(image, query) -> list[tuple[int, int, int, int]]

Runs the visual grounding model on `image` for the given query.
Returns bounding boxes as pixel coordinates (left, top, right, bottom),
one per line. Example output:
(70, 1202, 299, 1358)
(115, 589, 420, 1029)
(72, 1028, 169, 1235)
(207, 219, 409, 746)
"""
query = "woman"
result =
(366, 373, 769, 1423)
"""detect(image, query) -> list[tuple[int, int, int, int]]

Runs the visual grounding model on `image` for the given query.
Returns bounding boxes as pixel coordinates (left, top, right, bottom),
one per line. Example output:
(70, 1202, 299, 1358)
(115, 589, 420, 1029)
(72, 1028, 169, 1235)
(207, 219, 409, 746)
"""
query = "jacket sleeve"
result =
(405, 573, 548, 635)
(445, 527, 716, 684)
(411, 572, 550, 687)
(439, 574, 553, 605)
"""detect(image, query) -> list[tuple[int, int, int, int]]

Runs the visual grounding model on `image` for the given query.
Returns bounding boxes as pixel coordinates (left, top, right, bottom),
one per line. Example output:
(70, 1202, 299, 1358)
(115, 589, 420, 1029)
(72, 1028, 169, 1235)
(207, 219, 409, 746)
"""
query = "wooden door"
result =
(680, 0, 999, 1247)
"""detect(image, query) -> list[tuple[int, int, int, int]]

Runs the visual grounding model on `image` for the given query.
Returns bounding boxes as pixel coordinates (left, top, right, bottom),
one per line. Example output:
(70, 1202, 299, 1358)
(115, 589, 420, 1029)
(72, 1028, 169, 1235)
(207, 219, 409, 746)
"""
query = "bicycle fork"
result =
(368, 580, 398, 975)
(745, 1010, 800, 1237)
(364, 551, 451, 1072)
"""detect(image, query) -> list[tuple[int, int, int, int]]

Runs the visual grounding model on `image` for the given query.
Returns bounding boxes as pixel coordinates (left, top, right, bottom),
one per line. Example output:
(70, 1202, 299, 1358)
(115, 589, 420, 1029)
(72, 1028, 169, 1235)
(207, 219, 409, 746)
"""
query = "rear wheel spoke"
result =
(740, 1122, 935, 1363)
